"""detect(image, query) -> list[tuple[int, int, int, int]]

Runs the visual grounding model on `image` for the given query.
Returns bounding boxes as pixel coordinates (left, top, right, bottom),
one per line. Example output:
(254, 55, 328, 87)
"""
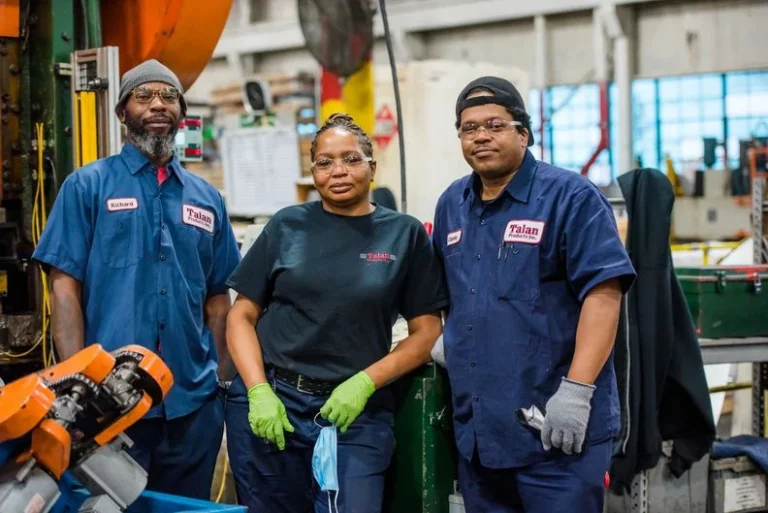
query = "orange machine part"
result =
(39, 344, 115, 386)
(0, 0, 21, 38)
(101, 0, 233, 91)
(94, 392, 152, 446)
(116, 345, 174, 403)
(31, 419, 71, 479)
(0, 375, 55, 442)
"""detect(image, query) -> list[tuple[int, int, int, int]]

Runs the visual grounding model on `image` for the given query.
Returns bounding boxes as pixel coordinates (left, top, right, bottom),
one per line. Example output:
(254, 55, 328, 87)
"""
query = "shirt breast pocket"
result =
(442, 250, 464, 300)
(98, 212, 143, 269)
(177, 225, 214, 286)
(494, 243, 540, 302)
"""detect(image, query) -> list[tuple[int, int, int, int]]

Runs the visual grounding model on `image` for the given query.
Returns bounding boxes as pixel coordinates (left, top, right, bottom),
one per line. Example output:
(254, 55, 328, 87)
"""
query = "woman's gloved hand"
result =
(320, 371, 376, 433)
(247, 383, 295, 450)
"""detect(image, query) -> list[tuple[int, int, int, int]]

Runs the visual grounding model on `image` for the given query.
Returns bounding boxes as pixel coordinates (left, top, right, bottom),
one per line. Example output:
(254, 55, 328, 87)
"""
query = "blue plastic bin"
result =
(50, 473, 246, 513)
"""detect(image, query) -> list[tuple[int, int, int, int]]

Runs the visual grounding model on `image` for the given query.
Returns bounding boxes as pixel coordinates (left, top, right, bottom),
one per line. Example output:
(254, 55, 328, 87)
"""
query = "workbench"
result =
(699, 337, 768, 365)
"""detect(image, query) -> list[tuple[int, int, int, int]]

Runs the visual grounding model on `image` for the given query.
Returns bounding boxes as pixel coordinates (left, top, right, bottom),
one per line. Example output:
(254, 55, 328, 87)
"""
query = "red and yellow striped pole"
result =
(319, 54, 374, 137)
(319, 53, 375, 189)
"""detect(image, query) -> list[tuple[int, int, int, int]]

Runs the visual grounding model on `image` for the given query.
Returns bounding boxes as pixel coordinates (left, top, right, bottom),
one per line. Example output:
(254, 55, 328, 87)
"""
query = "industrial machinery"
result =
(0, 0, 231, 378)
(0, 344, 173, 512)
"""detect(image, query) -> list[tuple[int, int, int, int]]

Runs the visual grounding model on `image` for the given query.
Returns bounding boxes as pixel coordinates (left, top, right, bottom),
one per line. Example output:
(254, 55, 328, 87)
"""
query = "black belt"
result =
(271, 367, 340, 396)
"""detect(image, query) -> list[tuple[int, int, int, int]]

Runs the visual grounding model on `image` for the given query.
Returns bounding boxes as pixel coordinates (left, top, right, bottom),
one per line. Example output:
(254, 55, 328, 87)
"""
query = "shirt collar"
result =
(120, 142, 185, 186)
(461, 149, 538, 205)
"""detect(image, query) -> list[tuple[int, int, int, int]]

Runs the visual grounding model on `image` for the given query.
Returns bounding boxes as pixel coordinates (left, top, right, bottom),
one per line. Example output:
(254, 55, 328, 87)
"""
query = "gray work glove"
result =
(541, 377, 595, 455)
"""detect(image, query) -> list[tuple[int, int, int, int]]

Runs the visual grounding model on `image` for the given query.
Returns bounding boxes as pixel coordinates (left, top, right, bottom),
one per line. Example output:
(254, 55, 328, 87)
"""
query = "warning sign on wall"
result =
(374, 105, 398, 150)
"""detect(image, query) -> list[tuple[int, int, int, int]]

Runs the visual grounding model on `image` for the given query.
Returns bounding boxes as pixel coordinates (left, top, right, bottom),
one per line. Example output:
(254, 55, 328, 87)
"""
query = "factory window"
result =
(629, 79, 659, 172)
(527, 89, 544, 161)
(656, 73, 725, 176)
(608, 79, 659, 176)
(547, 84, 612, 186)
(535, 70, 768, 185)
(725, 70, 768, 170)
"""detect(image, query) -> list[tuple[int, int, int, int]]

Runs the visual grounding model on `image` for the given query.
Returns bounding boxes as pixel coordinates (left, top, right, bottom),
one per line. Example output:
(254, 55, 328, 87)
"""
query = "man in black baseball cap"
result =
(455, 76, 534, 146)
(431, 76, 636, 512)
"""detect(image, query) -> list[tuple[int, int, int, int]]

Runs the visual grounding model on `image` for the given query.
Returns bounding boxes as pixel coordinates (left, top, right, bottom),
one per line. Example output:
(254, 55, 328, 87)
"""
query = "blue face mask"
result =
(312, 416, 339, 512)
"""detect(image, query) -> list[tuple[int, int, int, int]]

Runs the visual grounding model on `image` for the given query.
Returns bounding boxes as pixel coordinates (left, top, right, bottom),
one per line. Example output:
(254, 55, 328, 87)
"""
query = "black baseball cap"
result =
(455, 76, 534, 146)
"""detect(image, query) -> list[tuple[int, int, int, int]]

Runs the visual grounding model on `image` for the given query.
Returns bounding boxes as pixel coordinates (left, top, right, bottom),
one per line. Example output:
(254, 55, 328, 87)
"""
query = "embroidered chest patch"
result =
(503, 220, 545, 244)
(182, 204, 215, 233)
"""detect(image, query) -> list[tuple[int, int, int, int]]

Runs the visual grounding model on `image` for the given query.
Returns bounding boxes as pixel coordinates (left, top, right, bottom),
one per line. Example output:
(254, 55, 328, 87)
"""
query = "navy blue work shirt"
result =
(433, 150, 636, 469)
(32, 143, 241, 420)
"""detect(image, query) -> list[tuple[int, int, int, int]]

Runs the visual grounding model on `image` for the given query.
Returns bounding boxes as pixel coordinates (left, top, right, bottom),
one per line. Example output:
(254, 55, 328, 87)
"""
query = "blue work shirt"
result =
(433, 150, 636, 469)
(32, 143, 241, 420)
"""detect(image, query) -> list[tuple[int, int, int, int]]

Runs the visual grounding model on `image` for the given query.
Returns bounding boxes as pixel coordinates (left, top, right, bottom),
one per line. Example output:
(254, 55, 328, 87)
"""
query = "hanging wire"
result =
(378, 0, 407, 214)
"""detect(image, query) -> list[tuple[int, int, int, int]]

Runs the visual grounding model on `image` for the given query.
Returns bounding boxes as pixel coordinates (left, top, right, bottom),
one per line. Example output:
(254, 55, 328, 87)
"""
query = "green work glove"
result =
(320, 371, 376, 433)
(247, 383, 295, 450)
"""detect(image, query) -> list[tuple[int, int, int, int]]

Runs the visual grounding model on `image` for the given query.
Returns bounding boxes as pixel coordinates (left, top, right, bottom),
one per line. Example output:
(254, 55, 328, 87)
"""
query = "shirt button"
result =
(470, 362, 476, 368)
(473, 396, 479, 402)
(467, 324, 472, 331)
(161, 224, 166, 230)
(475, 254, 481, 261)
(159, 254, 167, 261)
(470, 288, 476, 294)
(159, 289, 167, 295)
(480, 219, 487, 226)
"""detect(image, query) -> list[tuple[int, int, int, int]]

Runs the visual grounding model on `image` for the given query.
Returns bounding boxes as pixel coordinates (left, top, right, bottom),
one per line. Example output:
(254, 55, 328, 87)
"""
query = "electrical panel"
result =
(175, 116, 204, 162)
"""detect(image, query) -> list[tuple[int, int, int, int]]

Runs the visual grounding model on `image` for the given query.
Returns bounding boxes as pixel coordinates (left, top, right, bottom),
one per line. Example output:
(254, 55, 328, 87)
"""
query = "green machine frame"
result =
(0, 0, 99, 375)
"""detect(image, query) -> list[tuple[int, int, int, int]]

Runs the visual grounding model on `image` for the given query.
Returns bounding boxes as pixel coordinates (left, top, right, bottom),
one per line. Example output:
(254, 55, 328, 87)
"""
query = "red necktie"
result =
(157, 166, 168, 186)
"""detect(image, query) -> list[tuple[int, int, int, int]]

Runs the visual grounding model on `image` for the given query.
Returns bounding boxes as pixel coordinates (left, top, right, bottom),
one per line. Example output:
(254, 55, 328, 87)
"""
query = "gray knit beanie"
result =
(115, 59, 187, 116)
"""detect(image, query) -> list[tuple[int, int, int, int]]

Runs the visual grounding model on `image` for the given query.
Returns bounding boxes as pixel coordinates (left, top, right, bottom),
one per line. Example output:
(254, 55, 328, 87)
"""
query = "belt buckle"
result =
(295, 374, 312, 395)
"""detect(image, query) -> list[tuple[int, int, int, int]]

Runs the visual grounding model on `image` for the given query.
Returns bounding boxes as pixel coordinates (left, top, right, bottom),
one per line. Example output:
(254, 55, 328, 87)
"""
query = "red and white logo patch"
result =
(360, 252, 397, 262)
(106, 198, 138, 212)
(447, 229, 462, 247)
(503, 220, 545, 244)
(182, 204, 215, 233)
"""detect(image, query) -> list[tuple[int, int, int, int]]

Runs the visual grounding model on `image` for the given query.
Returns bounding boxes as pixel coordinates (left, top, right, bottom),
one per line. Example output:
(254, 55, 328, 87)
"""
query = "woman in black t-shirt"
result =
(224, 113, 449, 513)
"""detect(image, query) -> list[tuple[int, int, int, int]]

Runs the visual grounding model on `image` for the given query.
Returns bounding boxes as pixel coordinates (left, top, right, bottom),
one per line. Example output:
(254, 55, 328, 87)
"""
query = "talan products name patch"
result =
(183, 204, 215, 233)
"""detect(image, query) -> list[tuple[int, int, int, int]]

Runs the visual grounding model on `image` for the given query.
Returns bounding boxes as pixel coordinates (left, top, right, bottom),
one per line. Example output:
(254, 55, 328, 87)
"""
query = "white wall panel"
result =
(637, 0, 768, 77)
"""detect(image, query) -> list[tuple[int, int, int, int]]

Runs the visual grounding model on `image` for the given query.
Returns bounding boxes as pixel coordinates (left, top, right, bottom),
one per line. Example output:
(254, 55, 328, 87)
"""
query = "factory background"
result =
(188, 0, 768, 188)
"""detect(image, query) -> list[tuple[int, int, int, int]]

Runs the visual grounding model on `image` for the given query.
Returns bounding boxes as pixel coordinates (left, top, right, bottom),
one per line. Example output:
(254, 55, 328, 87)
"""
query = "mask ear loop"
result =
(314, 412, 325, 428)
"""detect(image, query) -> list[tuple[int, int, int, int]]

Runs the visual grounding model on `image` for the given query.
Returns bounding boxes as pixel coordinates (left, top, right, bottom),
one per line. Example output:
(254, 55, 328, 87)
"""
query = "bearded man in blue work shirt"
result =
(32, 59, 242, 500)
(432, 76, 637, 512)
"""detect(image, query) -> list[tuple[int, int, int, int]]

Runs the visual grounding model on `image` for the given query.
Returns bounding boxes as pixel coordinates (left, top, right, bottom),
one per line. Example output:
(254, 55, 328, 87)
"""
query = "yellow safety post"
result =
(80, 91, 99, 166)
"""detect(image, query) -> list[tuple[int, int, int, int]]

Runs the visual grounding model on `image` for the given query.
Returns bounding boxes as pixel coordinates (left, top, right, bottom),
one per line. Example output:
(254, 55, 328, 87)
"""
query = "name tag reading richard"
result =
(106, 198, 138, 212)
(503, 220, 545, 245)
(182, 204, 215, 233)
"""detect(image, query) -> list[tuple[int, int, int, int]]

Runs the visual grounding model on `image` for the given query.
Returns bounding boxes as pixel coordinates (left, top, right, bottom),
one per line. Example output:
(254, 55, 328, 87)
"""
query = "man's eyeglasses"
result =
(132, 86, 181, 104)
(311, 154, 373, 175)
(458, 119, 522, 140)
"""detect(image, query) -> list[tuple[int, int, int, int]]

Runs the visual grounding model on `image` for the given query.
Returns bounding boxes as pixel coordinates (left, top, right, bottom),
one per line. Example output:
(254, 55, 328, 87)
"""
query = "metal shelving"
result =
(751, 175, 768, 438)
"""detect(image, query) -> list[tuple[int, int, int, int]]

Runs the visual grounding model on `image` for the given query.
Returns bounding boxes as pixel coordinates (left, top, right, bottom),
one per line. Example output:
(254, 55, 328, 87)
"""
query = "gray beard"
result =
(125, 116, 177, 162)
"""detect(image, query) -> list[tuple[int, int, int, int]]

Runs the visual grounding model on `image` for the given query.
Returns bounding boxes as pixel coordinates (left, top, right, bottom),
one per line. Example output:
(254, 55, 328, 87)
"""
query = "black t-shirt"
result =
(226, 201, 449, 382)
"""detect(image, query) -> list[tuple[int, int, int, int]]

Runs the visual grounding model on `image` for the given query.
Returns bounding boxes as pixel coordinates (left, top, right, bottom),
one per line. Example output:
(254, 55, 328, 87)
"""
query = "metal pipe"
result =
(84, 0, 101, 48)
(580, 80, 609, 176)
(534, 15, 547, 158)
(615, 34, 632, 174)
(379, 0, 407, 214)
(709, 382, 753, 394)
